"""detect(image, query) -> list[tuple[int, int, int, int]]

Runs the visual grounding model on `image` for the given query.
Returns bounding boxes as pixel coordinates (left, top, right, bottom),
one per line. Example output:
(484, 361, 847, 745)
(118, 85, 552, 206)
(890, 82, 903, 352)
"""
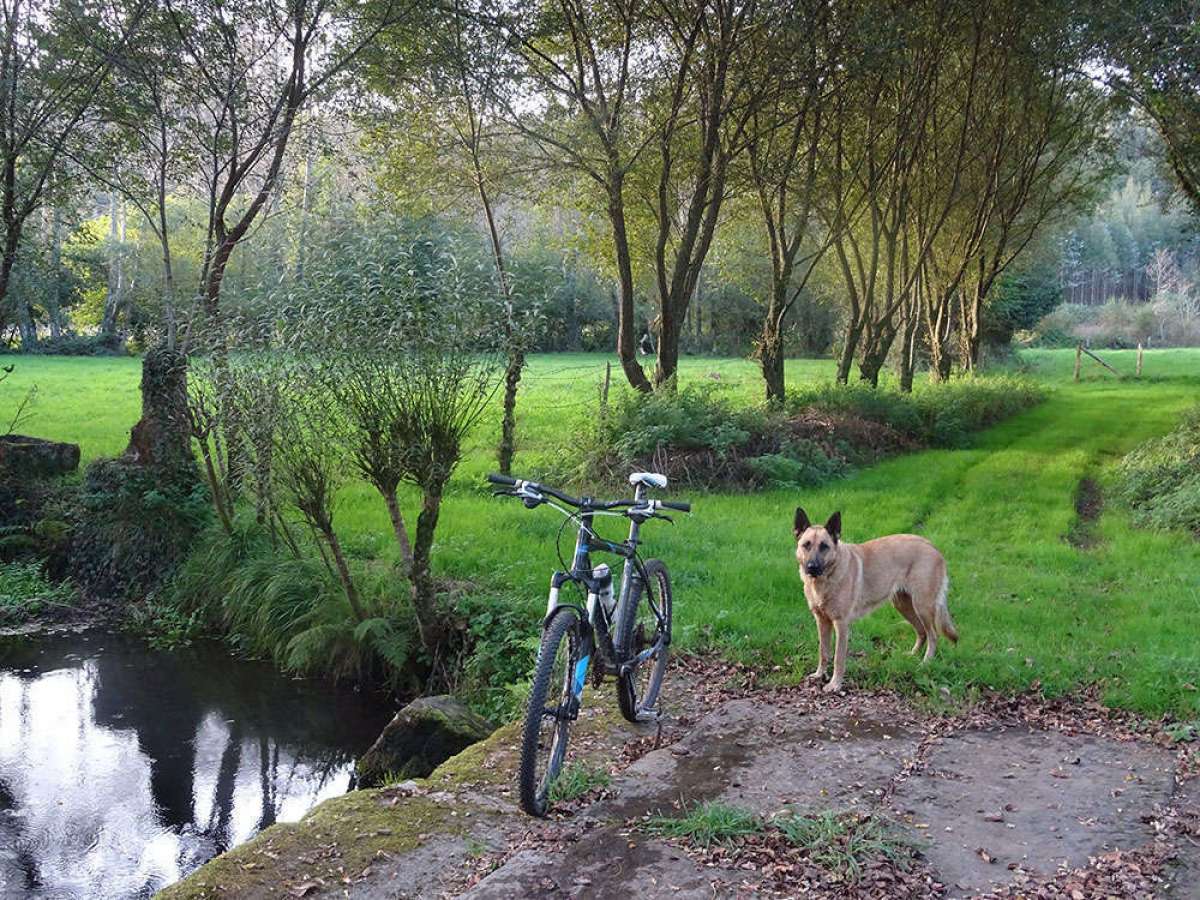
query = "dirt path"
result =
(162, 658, 1200, 899)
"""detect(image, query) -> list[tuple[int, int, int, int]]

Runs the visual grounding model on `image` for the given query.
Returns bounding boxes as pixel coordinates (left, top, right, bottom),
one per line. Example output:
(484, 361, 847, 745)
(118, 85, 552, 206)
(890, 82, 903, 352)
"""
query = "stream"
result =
(0, 631, 393, 899)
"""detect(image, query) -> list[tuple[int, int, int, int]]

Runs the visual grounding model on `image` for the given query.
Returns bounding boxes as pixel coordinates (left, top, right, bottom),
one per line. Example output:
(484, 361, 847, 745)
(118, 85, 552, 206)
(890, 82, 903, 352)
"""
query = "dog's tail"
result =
(935, 574, 958, 643)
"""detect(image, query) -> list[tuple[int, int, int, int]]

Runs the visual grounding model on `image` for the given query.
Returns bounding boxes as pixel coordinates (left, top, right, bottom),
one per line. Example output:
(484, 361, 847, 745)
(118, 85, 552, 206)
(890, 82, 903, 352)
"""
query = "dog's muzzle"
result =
(804, 562, 823, 577)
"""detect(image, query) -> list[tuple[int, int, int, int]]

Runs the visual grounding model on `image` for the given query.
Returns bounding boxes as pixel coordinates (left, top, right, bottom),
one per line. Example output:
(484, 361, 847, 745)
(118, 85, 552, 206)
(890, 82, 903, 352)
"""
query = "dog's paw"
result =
(805, 669, 825, 682)
(822, 680, 843, 694)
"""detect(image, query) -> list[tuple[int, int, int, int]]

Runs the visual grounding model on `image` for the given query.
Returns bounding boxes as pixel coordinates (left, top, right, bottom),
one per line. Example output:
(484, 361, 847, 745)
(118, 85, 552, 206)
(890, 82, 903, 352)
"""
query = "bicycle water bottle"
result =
(593, 564, 615, 616)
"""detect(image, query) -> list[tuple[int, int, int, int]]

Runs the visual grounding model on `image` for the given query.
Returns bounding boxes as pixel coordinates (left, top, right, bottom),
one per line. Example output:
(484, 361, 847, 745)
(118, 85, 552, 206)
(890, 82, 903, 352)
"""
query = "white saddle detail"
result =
(629, 472, 668, 489)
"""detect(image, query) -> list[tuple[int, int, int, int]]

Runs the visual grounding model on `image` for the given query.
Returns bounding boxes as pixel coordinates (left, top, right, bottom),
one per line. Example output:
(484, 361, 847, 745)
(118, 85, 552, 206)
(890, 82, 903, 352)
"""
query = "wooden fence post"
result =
(1137, 343, 1144, 377)
(1074, 343, 1082, 382)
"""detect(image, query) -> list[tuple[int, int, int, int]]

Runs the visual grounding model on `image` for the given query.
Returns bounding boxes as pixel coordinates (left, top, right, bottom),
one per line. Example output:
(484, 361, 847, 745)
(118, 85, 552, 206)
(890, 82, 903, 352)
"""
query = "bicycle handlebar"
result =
(486, 473, 690, 514)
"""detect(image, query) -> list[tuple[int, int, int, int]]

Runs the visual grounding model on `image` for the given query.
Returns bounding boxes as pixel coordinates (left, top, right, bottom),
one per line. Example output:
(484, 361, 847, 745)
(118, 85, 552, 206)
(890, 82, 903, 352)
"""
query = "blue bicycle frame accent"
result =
(572, 655, 590, 698)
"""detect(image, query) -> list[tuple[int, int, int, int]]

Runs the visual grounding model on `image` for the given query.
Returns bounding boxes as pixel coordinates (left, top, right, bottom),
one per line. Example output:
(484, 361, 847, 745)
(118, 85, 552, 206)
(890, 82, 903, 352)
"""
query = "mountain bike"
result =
(487, 471, 691, 817)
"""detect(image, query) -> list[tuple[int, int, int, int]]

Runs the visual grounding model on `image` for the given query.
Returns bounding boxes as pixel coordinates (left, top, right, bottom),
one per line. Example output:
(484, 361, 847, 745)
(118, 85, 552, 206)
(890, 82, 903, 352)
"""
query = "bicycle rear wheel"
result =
(518, 607, 583, 816)
(615, 558, 672, 723)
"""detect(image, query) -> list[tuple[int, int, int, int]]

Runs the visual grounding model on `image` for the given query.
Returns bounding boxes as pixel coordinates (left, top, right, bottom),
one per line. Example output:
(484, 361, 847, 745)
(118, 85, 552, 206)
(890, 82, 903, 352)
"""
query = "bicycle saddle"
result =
(628, 472, 668, 489)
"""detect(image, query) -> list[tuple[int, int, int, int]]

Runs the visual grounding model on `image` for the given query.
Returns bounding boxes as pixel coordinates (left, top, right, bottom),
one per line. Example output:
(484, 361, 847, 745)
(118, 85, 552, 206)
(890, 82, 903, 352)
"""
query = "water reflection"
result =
(0, 632, 392, 899)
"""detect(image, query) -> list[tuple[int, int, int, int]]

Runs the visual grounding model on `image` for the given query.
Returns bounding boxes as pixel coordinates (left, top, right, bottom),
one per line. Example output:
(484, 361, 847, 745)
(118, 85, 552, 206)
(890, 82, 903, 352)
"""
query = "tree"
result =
(283, 216, 502, 660)
(365, 0, 530, 474)
(162, 0, 409, 327)
(0, 0, 146, 338)
(498, 0, 764, 391)
(742, 0, 855, 401)
(1099, 0, 1200, 211)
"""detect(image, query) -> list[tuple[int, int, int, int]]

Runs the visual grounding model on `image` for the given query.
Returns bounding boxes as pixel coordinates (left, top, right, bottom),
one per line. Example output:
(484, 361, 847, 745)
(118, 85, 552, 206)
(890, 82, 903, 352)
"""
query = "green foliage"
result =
(71, 458, 210, 599)
(19, 333, 127, 357)
(609, 384, 755, 460)
(1117, 406, 1200, 533)
(0, 560, 75, 623)
(452, 591, 541, 722)
(776, 811, 911, 881)
(169, 515, 418, 685)
(124, 600, 206, 649)
(643, 801, 763, 848)
(582, 375, 1042, 488)
(745, 440, 848, 488)
(791, 376, 1045, 449)
(548, 762, 611, 803)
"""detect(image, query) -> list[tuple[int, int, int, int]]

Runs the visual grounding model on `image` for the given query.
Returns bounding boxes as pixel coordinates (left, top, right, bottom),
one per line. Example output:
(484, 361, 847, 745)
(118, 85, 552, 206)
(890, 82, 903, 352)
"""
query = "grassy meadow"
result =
(3, 348, 1199, 717)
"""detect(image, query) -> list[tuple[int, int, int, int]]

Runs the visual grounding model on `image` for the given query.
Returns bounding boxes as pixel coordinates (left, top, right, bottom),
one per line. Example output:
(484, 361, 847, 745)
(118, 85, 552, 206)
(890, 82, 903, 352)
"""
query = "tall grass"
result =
(170, 515, 417, 685)
(1117, 405, 1200, 533)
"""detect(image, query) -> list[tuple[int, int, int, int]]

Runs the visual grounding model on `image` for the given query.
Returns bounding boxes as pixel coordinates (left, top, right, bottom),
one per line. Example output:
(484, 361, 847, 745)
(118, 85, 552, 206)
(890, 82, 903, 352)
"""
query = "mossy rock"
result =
(356, 695, 494, 787)
(0, 435, 79, 479)
(156, 789, 471, 900)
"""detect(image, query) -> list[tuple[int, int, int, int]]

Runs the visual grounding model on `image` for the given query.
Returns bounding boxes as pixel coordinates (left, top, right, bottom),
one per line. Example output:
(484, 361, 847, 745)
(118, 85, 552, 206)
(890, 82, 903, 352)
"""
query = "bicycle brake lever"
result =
(654, 513, 675, 524)
(491, 489, 517, 497)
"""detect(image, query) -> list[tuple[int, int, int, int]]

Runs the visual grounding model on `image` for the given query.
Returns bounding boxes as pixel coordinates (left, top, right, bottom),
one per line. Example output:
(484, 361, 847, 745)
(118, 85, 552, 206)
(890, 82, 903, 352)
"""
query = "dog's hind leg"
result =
(893, 591, 926, 656)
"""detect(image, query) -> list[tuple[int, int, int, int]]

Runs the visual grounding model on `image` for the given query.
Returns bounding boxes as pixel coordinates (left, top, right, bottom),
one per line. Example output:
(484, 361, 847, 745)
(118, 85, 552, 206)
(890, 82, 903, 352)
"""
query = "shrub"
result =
(70, 458, 211, 599)
(609, 384, 755, 459)
(575, 376, 1041, 489)
(169, 516, 419, 686)
(745, 440, 848, 488)
(450, 590, 541, 721)
(1117, 407, 1200, 533)
(1028, 301, 1200, 349)
(792, 376, 1042, 448)
(19, 333, 127, 356)
(0, 560, 75, 624)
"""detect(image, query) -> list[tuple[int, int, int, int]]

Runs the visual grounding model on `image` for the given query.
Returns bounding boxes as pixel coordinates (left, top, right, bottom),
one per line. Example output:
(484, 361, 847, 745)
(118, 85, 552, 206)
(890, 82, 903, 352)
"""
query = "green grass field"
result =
(3, 348, 1199, 716)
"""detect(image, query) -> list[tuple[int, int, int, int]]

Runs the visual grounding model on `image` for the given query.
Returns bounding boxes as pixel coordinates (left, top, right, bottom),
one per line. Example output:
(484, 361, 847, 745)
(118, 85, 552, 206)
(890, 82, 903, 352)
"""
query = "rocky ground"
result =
(161, 657, 1200, 900)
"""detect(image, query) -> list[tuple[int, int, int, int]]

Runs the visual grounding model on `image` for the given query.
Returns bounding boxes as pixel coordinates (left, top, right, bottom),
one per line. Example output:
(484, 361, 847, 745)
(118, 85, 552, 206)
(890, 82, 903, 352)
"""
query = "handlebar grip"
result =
(662, 500, 691, 512)
(487, 473, 517, 486)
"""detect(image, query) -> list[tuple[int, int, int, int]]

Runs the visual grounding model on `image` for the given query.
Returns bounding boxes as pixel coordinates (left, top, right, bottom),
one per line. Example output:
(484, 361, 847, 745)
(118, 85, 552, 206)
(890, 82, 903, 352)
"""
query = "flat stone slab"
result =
(599, 697, 921, 819)
(1166, 776, 1200, 898)
(461, 828, 747, 899)
(888, 725, 1177, 896)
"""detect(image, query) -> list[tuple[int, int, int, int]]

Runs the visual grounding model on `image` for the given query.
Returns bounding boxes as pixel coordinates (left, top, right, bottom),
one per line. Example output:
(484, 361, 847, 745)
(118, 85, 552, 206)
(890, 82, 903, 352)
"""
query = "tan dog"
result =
(794, 508, 957, 693)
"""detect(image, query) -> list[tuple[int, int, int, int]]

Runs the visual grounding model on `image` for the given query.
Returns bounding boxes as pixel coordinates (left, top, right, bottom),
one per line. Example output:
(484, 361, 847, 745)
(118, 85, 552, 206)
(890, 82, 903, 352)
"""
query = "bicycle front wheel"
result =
(518, 607, 583, 816)
(615, 558, 672, 723)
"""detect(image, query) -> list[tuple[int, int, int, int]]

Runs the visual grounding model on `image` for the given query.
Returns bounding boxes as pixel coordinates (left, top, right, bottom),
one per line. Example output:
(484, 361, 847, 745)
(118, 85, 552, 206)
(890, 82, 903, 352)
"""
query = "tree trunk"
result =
(898, 312, 919, 393)
(383, 488, 414, 569)
(125, 346, 195, 472)
(653, 305, 681, 390)
(608, 182, 651, 393)
(410, 488, 447, 656)
(321, 518, 366, 622)
(760, 318, 785, 402)
(102, 193, 124, 336)
(835, 321, 860, 385)
(15, 299, 36, 348)
(497, 347, 523, 474)
(858, 321, 898, 387)
(46, 205, 64, 339)
(474, 167, 524, 476)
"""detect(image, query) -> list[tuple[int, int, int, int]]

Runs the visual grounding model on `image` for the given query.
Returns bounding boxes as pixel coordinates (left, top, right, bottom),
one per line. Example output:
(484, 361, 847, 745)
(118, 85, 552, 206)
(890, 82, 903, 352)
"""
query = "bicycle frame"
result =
(543, 482, 664, 708)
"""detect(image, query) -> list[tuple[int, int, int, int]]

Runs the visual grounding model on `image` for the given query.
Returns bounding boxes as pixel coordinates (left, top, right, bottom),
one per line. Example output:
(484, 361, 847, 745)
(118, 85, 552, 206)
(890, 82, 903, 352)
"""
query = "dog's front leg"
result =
(825, 620, 850, 693)
(808, 611, 832, 681)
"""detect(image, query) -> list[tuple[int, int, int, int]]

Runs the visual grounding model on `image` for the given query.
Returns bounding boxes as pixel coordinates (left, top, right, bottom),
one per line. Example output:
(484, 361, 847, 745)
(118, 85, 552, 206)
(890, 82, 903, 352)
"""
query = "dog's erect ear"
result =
(793, 507, 810, 538)
(824, 511, 842, 543)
